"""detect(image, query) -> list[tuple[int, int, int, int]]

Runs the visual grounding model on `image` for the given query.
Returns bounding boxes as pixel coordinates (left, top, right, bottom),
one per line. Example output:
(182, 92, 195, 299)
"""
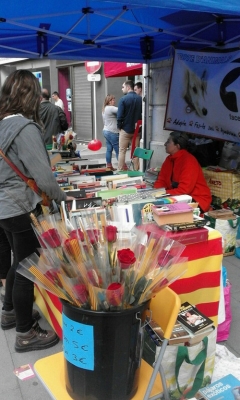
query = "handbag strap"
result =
(0, 148, 43, 198)
(175, 336, 208, 398)
(0, 148, 30, 184)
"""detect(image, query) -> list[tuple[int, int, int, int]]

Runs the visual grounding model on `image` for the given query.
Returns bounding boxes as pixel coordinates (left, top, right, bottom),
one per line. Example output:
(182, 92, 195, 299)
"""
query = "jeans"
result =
(103, 130, 119, 164)
(0, 211, 40, 332)
(0, 227, 11, 279)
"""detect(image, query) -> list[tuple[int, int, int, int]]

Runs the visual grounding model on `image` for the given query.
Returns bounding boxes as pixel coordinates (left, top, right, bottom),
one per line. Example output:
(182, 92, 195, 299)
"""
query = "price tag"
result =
(62, 313, 94, 370)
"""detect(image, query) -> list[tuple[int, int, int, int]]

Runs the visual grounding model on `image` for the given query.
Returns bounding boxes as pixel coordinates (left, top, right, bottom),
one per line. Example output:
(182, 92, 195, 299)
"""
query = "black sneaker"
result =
(15, 321, 59, 353)
(1, 309, 40, 330)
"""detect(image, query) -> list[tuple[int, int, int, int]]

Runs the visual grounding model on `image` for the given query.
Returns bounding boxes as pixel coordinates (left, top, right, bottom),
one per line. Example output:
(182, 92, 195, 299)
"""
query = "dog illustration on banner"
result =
(183, 68, 208, 117)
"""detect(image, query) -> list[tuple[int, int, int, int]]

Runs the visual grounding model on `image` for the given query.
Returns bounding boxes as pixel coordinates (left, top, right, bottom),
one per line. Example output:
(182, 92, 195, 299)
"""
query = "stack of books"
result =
(145, 301, 214, 347)
(152, 203, 194, 226)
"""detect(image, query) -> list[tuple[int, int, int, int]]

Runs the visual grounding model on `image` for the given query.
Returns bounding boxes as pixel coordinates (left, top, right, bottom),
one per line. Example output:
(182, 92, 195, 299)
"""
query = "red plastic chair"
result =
(130, 120, 142, 158)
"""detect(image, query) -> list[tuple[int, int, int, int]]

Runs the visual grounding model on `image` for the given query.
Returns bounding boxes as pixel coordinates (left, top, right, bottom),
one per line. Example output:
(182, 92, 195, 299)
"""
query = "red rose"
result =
(40, 228, 61, 248)
(69, 229, 84, 242)
(106, 283, 124, 306)
(45, 269, 62, 287)
(117, 248, 136, 269)
(73, 283, 88, 303)
(105, 225, 118, 242)
(86, 229, 100, 245)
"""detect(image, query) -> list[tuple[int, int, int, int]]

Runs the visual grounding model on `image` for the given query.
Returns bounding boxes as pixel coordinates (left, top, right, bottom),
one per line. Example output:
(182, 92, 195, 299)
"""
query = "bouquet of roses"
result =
(17, 207, 188, 311)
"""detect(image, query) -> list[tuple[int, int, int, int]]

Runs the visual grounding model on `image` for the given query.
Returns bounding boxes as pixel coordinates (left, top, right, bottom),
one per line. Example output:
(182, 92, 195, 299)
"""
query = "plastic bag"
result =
(143, 328, 216, 399)
(204, 213, 240, 255)
(235, 222, 240, 259)
(217, 280, 232, 342)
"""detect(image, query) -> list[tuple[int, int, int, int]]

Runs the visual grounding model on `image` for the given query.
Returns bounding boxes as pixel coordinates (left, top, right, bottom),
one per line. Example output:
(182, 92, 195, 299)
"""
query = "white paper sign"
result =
(87, 74, 101, 81)
(164, 48, 240, 143)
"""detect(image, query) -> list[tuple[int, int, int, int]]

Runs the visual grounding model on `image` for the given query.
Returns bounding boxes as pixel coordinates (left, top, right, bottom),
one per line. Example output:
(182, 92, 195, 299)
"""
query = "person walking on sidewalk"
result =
(117, 80, 142, 170)
(40, 88, 68, 146)
(102, 94, 119, 170)
(0, 70, 74, 353)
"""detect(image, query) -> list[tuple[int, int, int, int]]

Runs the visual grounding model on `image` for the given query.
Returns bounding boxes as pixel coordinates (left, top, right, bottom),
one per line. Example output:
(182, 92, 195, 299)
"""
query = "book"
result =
(177, 302, 214, 335)
(145, 318, 191, 345)
(138, 223, 209, 245)
(152, 203, 193, 225)
(145, 318, 214, 346)
(64, 189, 86, 198)
(198, 374, 240, 400)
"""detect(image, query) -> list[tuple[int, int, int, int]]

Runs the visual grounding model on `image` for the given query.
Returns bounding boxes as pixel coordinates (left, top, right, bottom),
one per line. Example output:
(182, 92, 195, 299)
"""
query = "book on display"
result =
(145, 318, 214, 346)
(177, 302, 214, 335)
(198, 374, 240, 400)
(145, 318, 191, 345)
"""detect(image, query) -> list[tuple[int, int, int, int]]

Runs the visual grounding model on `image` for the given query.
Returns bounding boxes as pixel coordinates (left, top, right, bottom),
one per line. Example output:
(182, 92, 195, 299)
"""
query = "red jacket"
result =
(154, 149, 211, 212)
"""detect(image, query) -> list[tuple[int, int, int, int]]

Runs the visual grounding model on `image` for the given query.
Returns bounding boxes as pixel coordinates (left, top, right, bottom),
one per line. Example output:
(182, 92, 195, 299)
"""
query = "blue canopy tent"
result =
(0, 0, 240, 62)
(1, 0, 240, 146)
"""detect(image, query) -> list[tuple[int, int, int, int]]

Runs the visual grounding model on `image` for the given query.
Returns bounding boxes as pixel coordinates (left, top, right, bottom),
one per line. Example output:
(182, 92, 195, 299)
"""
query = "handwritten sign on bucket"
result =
(62, 313, 94, 370)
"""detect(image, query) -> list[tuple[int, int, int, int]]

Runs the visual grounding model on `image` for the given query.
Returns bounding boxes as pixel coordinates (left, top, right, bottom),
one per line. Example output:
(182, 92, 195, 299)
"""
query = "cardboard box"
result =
(203, 169, 240, 202)
(152, 203, 193, 226)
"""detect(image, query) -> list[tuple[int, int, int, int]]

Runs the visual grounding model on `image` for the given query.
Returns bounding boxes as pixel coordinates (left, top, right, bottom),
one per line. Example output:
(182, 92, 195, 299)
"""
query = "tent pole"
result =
(93, 81, 97, 139)
(143, 63, 149, 150)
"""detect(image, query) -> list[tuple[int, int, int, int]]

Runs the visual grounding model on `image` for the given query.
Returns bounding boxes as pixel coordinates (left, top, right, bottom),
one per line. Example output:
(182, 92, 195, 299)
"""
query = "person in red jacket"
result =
(154, 131, 212, 212)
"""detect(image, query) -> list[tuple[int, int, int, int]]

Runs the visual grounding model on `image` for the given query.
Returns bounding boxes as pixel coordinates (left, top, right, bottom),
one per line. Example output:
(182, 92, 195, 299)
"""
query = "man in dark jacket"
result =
(117, 80, 142, 170)
(39, 88, 68, 145)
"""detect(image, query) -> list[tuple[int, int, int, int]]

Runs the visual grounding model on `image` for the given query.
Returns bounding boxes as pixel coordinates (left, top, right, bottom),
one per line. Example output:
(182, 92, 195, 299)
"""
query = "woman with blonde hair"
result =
(102, 94, 119, 170)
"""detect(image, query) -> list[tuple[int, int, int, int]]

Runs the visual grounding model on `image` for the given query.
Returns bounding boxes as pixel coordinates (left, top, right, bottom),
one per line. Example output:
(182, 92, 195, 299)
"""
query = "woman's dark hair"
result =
(170, 131, 197, 154)
(0, 69, 42, 124)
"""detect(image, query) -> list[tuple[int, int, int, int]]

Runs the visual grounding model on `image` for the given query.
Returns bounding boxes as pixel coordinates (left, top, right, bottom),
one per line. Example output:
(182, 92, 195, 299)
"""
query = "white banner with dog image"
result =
(164, 48, 240, 143)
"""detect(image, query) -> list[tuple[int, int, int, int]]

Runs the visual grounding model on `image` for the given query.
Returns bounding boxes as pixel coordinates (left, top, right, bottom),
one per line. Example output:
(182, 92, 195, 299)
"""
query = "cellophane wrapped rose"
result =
(17, 209, 188, 311)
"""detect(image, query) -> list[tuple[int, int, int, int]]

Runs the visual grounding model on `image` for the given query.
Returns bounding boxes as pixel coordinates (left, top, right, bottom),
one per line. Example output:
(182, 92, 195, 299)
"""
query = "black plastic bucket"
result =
(61, 300, 149, 400)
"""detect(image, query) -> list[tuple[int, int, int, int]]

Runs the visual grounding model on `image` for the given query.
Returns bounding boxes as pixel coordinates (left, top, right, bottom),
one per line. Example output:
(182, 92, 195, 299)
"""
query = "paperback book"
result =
(177, 302, 214, 334)
(152, 203, 194, 226)
(198, 374, 240, 400)
(145, 318, 214, 346)
(145, 318, 191, 345)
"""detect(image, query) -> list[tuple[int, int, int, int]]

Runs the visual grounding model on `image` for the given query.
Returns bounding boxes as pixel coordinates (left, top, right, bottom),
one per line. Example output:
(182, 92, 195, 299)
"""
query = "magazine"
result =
(177, 302, 214, 335)
(198, 374, 240, 400)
